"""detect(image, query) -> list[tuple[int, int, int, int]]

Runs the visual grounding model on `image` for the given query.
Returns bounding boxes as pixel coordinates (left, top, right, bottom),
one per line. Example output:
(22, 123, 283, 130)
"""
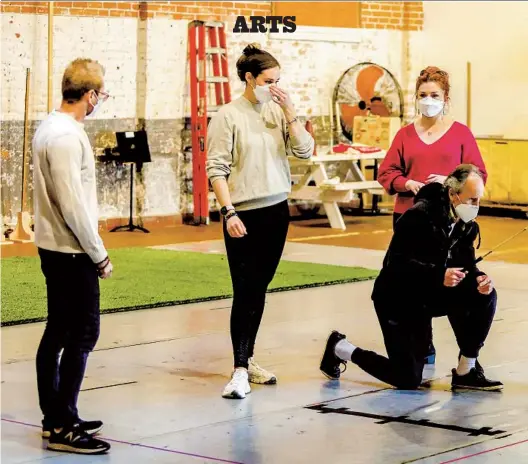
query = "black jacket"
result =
(372, 183, 482, 313)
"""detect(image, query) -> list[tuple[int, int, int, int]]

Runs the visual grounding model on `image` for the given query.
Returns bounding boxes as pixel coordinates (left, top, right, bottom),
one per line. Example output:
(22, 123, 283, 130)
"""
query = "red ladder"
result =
(188, 20, 231, 225)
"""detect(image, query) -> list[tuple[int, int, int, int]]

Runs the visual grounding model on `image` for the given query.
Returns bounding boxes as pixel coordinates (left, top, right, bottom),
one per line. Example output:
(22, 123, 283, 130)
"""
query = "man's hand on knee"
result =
(476, 274, 493, 295)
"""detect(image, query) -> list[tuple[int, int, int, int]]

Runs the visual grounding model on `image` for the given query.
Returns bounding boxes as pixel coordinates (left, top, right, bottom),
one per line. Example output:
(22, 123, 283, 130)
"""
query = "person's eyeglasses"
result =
(96, 90, 110, 102)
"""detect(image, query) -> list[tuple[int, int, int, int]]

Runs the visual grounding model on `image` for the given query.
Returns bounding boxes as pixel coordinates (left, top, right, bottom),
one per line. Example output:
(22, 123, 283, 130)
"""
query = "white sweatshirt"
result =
(206, 96, 314, 211)
(32, 111, 107, 263)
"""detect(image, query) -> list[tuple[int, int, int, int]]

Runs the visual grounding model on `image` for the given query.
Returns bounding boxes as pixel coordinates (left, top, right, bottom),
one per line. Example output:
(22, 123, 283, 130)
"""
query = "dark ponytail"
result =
(236, 43, 280, 82)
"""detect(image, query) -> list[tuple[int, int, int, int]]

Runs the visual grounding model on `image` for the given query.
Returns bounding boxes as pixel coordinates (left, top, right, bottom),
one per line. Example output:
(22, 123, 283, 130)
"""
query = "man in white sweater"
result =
(32, 58, 112, 455)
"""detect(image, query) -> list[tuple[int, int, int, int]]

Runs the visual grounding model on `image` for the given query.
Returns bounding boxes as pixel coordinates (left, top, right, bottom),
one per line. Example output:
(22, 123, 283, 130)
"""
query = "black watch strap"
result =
(220, 205, 235, 216)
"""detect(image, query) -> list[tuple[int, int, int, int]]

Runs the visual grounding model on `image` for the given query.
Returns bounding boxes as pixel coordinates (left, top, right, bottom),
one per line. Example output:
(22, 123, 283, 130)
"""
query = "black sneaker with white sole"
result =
(42, 419, 103, 438)
(47, 425, 110, 454)
(320, 331, 347, 380)
(451, 368, 503, 392)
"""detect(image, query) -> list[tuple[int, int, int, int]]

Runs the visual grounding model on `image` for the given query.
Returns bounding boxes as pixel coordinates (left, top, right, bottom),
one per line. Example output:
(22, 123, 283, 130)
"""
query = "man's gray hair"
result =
(444, 164, 483, 193)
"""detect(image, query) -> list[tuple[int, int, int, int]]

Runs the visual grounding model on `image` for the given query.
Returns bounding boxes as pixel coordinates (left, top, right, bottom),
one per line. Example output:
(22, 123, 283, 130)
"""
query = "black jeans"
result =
(393, 211, 435, 358)
(223, 200, 289, 369)
(352, 286, 497, 389)
(36, 248, 101, 427)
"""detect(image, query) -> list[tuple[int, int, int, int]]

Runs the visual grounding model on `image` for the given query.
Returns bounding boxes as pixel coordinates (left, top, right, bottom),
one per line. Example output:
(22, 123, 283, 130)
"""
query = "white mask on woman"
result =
(418, 96, 444, 118)
(253, 84, 273, 104)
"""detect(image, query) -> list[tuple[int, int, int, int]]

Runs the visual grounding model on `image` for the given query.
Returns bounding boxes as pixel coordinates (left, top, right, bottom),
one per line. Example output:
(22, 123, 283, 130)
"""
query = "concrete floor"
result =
(2, 214, 528, 463)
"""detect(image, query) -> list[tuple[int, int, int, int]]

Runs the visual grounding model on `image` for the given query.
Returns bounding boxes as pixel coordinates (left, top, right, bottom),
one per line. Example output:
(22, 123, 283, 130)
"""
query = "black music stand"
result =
(110, 130, 151, 233)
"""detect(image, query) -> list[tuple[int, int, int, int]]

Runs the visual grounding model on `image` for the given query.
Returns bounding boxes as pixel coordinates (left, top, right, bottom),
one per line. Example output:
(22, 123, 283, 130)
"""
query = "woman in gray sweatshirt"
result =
(206, 43, 314, 399)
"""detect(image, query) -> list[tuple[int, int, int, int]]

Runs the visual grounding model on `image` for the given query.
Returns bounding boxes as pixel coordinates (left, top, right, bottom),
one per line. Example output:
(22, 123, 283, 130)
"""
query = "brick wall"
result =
(0, 1, 423, 30)
(361, 1, 423, 31)
(1, 2, 424, 225)
(0, 1, 272, 21)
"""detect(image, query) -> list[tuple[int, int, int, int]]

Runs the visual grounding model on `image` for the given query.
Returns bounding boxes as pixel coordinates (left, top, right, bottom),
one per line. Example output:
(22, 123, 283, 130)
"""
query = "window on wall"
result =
(271, 2, 361, 29)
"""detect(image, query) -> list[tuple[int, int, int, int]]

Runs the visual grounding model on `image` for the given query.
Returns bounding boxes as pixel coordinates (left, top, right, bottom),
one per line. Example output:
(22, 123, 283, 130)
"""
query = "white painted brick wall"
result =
(144, 19, 188, 120)
(1, 13, 423, 124)
(1, 13, 139, 120)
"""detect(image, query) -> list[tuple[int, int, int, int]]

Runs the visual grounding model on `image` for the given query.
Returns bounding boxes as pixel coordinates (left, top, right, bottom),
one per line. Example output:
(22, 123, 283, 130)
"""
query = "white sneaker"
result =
(248, 357, 277, 385)
(222, 368, 251, 399)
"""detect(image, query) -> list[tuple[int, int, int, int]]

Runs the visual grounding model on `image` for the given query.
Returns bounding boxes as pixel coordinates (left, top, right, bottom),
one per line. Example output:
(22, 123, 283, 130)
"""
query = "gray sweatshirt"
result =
(32, 111, 108, 263)
(206, 96, 314, 211)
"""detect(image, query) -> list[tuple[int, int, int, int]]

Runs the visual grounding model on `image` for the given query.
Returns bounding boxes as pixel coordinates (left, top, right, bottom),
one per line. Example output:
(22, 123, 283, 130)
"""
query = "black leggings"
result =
(352, 287, 497, 389)
(223, 200, 290, 369)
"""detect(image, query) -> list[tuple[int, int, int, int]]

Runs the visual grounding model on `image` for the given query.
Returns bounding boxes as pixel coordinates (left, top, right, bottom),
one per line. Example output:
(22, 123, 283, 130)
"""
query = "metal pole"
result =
(475, 226, 528, 263)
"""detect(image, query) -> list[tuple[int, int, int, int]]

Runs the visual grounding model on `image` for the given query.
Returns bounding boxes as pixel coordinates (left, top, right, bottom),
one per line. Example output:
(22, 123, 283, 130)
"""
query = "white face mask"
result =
(454, 194, 479, 223)
(87, 92, 104, 118)
(253, 83, 273, 103)
(418, 96, 444, 118)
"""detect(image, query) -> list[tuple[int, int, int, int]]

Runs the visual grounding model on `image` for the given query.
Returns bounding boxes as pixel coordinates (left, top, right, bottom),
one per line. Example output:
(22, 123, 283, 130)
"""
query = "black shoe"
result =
(42, 419, 103, 439)
(47, 425, 110, 454)
(451, 368, 503, 392)
(320, 331, 347, 380)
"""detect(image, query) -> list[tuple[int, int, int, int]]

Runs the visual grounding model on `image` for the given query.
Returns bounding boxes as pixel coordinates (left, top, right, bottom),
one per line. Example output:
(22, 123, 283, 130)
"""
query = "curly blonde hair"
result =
(415, 66, 450, 98)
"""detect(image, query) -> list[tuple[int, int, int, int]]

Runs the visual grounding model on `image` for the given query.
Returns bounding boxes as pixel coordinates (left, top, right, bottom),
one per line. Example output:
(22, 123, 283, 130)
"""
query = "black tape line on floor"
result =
(305, 387, 390, 408)
(80, 381, 138, 392)
(305, 404, 507, 437)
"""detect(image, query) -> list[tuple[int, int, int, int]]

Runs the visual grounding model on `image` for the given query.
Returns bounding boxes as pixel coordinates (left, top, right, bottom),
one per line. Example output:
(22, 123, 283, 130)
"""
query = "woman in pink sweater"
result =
(377, 66, 487, 365)
(378, 66, 487, 229)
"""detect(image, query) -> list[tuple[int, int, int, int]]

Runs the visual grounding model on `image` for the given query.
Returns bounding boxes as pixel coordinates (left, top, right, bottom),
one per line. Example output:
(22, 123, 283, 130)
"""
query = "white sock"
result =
(456, 356, 476, 375)
(335, 339, 357, 361)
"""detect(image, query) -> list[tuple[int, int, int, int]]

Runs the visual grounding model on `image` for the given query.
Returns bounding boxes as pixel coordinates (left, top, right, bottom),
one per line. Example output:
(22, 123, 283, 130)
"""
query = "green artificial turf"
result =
(1, 248, 378, 326)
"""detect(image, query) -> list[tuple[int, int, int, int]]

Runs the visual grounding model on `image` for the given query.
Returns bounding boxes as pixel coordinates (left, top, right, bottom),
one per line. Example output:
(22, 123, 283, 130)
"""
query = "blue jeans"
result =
(36, 249, 101, 427)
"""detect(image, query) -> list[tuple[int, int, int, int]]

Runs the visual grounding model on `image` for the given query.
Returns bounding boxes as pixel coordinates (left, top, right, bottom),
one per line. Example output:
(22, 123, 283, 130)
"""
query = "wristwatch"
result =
(220, 205, 235, 216)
